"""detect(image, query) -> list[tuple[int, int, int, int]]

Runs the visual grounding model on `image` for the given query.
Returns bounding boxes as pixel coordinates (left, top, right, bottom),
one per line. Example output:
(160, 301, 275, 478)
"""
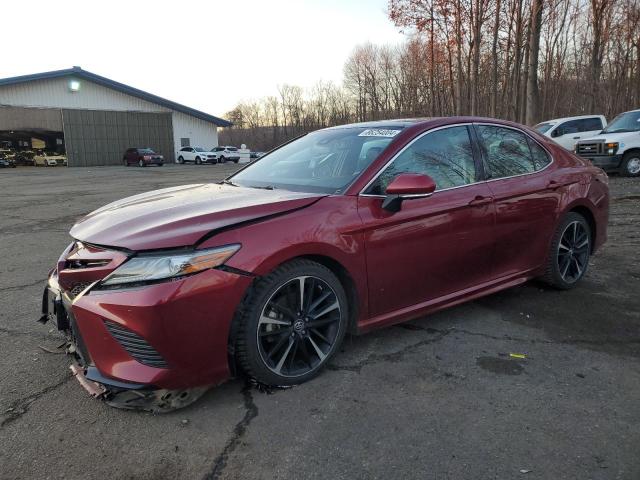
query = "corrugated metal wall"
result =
(63, 109, 174, 166)
(0, 77, 171, 113)
(0, 106, 63, 131)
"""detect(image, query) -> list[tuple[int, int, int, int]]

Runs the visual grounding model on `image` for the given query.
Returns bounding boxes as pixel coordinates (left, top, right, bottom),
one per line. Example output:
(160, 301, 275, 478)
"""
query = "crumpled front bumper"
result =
(41, 264, 253, 411)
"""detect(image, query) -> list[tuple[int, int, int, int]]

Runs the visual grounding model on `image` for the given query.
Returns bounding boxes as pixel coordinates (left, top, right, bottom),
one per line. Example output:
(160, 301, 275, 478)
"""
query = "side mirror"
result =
(382, 173, 436, 212)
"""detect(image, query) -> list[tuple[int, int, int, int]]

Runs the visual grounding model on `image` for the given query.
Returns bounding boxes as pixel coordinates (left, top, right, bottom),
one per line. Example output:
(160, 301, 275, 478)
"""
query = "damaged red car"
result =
(41, 118, 609, 411)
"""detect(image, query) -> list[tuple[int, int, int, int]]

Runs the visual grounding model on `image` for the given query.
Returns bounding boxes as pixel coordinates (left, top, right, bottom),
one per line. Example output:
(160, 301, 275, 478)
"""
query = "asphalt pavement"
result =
(0, 164, 638, 480)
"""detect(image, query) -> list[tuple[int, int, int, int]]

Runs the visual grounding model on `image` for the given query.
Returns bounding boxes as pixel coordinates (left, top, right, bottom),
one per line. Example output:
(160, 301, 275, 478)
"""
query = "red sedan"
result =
(42, 117, 609, 411)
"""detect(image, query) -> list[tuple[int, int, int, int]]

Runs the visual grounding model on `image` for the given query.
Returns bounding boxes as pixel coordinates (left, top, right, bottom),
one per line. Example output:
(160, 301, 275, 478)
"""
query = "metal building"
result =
(0, 67, 231, 166)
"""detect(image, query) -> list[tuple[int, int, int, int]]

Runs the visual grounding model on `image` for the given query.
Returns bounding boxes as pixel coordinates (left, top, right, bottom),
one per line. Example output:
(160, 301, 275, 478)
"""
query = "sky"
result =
(3, 0, 406, 118)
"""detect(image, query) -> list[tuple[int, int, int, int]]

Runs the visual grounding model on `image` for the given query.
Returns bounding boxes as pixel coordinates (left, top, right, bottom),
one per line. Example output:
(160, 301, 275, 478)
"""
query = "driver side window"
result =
(366, 126, 476, 195)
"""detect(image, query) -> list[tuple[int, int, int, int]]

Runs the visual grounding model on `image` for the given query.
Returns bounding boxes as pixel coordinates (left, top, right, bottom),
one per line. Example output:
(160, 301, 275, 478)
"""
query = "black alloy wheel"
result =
(542, 212, 591, 289)
(235, 259, 348, 386)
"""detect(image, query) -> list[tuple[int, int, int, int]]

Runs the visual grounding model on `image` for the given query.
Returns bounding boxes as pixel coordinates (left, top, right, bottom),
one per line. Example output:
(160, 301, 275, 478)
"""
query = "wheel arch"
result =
(225, 252, 361, 378)
(567, 204, 596, 253)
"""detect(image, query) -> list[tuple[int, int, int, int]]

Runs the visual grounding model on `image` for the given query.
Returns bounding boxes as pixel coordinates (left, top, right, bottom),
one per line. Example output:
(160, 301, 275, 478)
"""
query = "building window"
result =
(181, 138, 190, 147)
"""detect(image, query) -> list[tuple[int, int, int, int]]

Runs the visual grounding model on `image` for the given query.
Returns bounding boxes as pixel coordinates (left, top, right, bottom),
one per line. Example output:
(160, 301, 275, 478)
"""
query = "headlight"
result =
(605, 142, 618, 155)
(100, 244, 241, 287)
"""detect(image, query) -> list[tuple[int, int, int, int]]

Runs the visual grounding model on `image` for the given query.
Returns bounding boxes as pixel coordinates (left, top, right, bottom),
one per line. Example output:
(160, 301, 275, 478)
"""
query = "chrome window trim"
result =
(358, 122, 555, 198)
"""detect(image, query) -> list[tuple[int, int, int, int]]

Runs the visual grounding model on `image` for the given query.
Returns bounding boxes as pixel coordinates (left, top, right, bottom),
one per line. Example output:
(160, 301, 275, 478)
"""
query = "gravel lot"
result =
(0, 165, 639, 480)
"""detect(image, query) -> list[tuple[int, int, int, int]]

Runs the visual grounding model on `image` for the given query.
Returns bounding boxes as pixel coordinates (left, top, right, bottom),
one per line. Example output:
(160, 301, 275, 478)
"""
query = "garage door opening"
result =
(0, 129, 66, 166)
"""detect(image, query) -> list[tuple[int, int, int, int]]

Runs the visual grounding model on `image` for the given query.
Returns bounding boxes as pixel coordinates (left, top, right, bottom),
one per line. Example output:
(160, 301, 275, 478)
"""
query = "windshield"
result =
(229, 127, 401, 193)
(534, 122, 555, 134)
(194, 147, 206, 152)
(602, 111, 640, 134)
(139, 148, 155, 154)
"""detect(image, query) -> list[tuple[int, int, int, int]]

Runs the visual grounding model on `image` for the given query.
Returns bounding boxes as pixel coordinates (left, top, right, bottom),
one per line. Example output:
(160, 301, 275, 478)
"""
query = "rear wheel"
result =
(123, 158, 128, 166)
(234, 159, 239, 164)
(542, 212, 591, 289)
(219, 156, 226, 164)
(620, 151, 640, 177)
(235, 259, 348, 386)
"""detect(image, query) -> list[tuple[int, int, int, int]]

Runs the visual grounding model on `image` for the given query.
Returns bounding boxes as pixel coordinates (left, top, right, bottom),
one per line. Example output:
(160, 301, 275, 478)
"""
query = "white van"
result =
(575, 109, 640, 177)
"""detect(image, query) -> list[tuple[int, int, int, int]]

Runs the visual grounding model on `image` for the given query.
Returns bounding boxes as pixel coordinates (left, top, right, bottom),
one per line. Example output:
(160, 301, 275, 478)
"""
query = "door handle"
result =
(468, 195, 492, 207)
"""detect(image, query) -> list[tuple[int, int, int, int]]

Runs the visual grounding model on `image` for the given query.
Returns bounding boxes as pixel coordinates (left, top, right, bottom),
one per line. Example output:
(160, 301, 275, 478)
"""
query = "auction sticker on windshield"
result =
(358, 129, 401, 137)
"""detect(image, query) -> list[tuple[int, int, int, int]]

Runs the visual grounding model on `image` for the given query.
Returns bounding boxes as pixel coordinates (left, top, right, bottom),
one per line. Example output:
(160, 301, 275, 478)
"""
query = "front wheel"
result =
(219, 156, 226, 164)
(541, 212, 591, 289)
(195, 156, 202, 165)
(235, 259, 348, 386)
(178, 156, 184, 164)
(138, 159, 145, 167)
(620, 151, 640, 177)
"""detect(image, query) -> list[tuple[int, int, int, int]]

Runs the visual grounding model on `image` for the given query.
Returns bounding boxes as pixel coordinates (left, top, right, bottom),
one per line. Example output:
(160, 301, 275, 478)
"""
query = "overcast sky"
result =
(4, 0, 405, 118)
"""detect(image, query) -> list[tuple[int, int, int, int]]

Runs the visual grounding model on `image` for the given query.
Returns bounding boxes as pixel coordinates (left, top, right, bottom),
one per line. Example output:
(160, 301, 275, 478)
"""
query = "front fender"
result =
(199, 196, 370, 320)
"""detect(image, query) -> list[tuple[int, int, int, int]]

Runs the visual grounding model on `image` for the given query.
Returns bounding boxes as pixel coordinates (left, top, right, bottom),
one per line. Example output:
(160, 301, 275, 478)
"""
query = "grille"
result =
(576, 142, 603, 156)
(104, 322, 168, 368)
(69, 282, 91, 297)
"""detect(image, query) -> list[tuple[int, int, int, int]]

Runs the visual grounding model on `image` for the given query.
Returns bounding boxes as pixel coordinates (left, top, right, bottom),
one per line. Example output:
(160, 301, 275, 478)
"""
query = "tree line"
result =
(220, 0, 640, 151)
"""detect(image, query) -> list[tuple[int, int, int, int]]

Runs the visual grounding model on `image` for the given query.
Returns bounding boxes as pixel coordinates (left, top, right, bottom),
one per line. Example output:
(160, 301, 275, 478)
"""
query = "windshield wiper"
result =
(220, 179, 239, 187)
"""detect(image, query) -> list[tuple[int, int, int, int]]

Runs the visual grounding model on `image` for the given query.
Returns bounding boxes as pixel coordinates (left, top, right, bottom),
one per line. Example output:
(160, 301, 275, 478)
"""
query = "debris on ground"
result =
(510, 353, 527, 359)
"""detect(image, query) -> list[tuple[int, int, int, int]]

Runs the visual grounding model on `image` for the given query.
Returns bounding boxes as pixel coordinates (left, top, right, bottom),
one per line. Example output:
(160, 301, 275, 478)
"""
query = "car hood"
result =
(578, 131, 639, 144)
(70, 183, 325, 250)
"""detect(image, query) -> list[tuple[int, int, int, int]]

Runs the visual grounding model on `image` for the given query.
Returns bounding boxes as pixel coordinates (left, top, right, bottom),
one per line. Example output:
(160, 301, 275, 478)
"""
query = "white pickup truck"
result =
(534, 115, 607, 150)
(574, 109, 640, 177)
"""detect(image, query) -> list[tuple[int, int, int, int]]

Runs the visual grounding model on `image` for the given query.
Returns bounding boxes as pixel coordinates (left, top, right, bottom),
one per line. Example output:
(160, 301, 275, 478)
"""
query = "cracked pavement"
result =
(1, 166, 639, 479)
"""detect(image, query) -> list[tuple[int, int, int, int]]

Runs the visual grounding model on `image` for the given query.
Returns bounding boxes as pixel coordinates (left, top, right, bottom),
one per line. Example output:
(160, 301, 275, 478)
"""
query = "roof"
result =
(0, 66, 232, 127)
(538, 114, 606, 124)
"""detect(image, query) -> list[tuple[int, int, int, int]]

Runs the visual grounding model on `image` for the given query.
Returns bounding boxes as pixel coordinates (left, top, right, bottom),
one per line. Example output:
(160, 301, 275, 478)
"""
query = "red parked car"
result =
(42, 117, 609, 411)
(123, 147, 164, 167)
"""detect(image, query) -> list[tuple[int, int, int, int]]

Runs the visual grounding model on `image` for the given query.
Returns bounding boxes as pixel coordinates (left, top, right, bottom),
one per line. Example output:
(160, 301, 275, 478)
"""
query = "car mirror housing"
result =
(382, 173, 437, 212)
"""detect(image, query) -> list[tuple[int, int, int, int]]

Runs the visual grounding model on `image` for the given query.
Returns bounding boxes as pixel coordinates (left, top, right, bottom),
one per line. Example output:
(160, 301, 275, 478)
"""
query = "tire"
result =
(158, 163, 163, 167)
(178, 156, 184, 164)
(234, 159, 239, 164)
(620, 151, 640, 177)
(195, 156, 202, 165)
(123, 159, 128, 166)
(219, 156, 226, 164)
(235, 259, 348, 387)
(138, 159, 145, 167)
(541, 212, 591, 289)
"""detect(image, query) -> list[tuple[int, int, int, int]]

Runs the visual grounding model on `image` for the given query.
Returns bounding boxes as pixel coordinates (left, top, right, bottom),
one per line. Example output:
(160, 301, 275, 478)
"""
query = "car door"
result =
(357, 125, 496, 319)
(474, 124, 560, 278)
(551, 120, 582, 149)
(185, 147, 195, 161)
(578, 117, 605, 140)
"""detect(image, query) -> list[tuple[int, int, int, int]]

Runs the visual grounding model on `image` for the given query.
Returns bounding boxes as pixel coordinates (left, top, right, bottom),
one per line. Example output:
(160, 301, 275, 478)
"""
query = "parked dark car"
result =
(250, 151, 265, 159)
(0, 155, 16, 168)
(42, 117, 609, 412)
(123, 148, 164, 167)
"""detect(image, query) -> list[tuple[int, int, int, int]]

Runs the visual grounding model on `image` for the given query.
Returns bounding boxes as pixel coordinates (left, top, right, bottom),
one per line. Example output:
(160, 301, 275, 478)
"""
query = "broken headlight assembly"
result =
(99, 244, 241, 288)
